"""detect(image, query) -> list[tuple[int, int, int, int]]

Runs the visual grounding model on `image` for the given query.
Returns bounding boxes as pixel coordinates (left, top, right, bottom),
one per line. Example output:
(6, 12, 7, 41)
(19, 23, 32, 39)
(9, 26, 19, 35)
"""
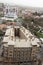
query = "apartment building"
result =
(0, 24, 41, 65)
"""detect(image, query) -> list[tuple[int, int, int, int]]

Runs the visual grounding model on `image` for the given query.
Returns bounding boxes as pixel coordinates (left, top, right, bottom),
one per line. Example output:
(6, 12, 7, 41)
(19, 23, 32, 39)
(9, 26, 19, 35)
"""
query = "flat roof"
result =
(3, 25, 41, 47)
(3, 36, 10, 43)
(4, 39, 32, 47)
(5, 28, 14, 36)
(8, 40, 15, 45)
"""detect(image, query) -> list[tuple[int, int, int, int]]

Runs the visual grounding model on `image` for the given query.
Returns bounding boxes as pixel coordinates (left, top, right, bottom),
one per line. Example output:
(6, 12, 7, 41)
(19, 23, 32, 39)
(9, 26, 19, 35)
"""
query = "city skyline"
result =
(0, 0, 43, 8)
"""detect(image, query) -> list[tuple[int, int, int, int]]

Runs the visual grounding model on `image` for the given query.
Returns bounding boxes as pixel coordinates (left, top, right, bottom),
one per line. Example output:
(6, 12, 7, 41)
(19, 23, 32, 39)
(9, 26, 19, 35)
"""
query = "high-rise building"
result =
(0, 24, 40, 65)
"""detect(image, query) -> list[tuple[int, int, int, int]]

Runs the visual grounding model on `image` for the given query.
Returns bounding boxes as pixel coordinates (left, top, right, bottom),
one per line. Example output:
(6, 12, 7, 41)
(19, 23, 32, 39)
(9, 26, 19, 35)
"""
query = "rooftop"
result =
(3, 25, 41, 47)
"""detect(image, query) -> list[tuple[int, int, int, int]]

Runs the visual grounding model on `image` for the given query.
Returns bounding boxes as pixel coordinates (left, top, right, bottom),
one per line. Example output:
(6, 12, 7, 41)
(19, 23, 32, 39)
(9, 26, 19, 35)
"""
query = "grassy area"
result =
(0, 14, 4, 17)
(0, 30, 5, 36)
(29, 26, 43, 38)
(34, 32, 43, 38)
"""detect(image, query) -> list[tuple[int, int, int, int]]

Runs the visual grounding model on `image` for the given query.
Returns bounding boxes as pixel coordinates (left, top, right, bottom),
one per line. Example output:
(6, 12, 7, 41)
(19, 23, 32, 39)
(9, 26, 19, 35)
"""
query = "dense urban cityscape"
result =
(0, 3, 43, 65)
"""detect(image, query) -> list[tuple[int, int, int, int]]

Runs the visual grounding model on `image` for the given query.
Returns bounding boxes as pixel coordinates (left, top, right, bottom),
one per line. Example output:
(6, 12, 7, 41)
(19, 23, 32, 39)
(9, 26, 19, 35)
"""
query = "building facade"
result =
(0, 24, 41, 65)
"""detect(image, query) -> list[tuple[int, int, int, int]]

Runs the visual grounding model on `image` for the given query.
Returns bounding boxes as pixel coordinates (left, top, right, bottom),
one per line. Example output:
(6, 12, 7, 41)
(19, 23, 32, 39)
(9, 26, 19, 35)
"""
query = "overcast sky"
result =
(0, 0, 43, 7)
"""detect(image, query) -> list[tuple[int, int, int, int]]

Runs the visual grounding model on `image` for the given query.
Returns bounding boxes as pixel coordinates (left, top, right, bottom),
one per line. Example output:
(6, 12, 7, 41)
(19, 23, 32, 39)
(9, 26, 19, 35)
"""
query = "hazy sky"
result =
(0, 0, 43, 7)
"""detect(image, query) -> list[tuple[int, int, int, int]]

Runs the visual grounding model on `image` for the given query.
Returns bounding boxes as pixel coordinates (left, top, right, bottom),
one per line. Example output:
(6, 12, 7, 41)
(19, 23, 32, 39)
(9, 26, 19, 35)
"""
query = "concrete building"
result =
(0, 23, 41, 65)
